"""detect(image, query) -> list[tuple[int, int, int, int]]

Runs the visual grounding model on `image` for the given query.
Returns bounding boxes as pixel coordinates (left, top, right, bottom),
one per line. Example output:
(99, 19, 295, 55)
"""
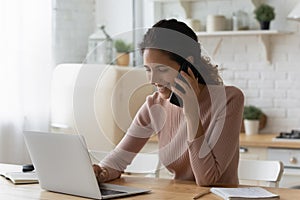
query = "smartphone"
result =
(169, 62, 191, 107)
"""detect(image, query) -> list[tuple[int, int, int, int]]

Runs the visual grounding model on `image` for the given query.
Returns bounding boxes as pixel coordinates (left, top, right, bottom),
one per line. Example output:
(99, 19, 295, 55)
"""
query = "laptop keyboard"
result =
(100, 188, 126, 196)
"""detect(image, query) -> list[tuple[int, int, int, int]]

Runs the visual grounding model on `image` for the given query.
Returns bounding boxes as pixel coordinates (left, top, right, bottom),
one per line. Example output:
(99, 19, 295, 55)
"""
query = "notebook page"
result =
(210, 187, 279, 199)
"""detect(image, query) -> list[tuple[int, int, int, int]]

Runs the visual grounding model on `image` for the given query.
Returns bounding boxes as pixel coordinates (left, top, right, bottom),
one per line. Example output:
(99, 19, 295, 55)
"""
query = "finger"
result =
(99, 168, 109, 183)
(180, 70, 199, 91)
(187, 67, 196, 80)
(93, 164, 101, 173)
(180, 68, 196, 81)
(180, 70, 194, 84)
(171, 85, 184, 100)
(93, 165, 100, 177)
(173, 77, 190, 96)
(177, 73, 192, 89)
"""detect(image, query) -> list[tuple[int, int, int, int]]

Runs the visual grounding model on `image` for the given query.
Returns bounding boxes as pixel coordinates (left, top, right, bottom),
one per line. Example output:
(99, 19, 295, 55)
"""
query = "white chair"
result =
(89, 150, 161, 178)
(238, 159, 284, 187)
(124, 153, 160, 178)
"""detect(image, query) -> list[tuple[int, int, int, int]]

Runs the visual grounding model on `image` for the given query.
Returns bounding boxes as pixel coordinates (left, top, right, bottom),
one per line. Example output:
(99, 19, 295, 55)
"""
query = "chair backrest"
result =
(124, 153, 160, 177)
(51, 64, 153, 151)
(238, 159, 284, 187)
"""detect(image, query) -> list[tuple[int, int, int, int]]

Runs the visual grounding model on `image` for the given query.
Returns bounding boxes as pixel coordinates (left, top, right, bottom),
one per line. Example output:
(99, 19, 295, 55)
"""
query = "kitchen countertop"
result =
(240, 133, 300, 149)
(149, 133, 300, 149)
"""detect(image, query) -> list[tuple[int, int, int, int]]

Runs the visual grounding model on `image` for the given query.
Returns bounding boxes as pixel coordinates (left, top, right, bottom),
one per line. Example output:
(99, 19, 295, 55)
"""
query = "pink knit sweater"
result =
(100, 85, 244, 186)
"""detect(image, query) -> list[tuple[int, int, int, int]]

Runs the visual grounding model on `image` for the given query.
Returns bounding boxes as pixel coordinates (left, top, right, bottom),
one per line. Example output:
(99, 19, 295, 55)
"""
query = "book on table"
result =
(210, 187, 279, 200)
(0, 163, 38, 184)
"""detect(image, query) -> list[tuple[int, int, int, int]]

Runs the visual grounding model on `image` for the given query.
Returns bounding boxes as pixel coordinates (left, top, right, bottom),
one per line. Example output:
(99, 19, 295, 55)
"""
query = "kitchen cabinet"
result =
(240, 146, 268, 160)
(268, 148, 300, 189)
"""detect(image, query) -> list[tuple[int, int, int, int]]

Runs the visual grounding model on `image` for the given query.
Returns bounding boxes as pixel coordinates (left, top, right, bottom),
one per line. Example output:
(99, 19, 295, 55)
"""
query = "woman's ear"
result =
(186, 56, 194, 64)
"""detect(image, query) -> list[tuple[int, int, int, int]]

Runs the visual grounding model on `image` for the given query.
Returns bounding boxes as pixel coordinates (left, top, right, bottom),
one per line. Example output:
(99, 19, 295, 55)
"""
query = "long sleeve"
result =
(187, 86, 244, 186)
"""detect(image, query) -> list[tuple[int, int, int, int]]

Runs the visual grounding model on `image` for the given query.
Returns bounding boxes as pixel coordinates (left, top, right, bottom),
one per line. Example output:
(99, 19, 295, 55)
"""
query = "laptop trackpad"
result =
(100, 188, 126, 196)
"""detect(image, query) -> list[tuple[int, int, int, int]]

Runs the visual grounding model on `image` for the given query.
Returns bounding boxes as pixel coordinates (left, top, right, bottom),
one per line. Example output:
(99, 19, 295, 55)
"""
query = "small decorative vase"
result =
(260, 21, 270, 30)
(244, 119, 260, 135)
(116, 53, 130, 66)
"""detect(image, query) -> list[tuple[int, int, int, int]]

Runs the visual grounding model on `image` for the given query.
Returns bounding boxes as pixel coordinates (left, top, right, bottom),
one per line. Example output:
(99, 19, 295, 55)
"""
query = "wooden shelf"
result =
(195, 30, 290, 37)
(196, 30, 292, 63)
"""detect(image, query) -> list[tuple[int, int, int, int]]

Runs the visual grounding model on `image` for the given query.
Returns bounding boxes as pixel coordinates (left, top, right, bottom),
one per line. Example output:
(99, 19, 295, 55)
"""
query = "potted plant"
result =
(114, 39, 133, 66)
(254, 3, 275, 30)
(243, 105, 263, 135)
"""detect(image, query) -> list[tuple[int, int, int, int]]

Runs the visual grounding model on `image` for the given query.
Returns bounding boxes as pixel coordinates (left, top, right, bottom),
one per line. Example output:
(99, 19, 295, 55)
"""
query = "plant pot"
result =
(116, 52, 130, 66)
(240, 113, 267, 132)
(259, 21, 270, 30)
(244, 119, 259, 135)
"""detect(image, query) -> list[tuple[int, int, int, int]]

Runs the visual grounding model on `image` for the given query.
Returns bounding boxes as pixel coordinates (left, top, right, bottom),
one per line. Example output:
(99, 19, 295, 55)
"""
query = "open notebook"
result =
(0, 163, 38, 184)
(210, 187, 279, 200)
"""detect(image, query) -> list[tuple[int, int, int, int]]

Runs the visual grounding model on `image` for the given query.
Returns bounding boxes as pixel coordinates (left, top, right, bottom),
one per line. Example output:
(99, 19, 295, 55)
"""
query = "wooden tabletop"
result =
(1, 175, 300, 199)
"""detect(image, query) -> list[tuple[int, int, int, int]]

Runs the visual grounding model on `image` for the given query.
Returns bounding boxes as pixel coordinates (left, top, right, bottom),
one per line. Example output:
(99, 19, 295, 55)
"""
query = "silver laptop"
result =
(23, 131, 150, 199)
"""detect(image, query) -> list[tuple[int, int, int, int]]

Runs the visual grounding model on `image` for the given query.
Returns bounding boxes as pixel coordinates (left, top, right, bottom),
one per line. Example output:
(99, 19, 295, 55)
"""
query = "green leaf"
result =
(114, 39, 133, 53)
(243, 105, 263, 120)
(254, 4, 275, 22)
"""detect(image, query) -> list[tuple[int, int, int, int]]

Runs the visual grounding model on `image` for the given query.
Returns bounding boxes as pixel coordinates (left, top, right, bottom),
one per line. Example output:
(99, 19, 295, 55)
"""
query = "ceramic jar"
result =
(206, 15, 226, 32)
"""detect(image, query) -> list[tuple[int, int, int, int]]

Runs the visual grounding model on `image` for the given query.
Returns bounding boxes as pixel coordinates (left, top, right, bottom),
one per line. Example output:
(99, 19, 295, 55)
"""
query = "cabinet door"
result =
(240, 147, 267, 160)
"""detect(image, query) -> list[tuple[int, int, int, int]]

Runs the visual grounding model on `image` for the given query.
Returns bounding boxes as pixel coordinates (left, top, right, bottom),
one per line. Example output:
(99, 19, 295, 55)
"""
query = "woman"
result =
(93, 19, 244, 186)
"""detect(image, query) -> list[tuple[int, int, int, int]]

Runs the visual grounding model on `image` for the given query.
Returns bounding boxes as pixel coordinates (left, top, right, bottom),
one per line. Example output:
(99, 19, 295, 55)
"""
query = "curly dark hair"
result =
(139, 19, 223, 85)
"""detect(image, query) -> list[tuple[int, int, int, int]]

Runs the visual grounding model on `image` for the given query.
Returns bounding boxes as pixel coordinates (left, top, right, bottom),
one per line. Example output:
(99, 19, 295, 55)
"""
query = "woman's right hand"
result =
(93, 164, 108, 183)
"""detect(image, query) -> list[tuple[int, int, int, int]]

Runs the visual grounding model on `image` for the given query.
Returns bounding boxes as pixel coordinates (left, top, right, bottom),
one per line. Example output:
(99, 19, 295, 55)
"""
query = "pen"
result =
(193, 190, 211, 199)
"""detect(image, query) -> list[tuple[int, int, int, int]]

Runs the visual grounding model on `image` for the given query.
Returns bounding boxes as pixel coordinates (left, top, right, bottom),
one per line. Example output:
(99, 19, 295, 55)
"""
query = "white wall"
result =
(95, 0, 133, 37)
(53, 0, 142, 66)
(53, 0, 95, 65)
